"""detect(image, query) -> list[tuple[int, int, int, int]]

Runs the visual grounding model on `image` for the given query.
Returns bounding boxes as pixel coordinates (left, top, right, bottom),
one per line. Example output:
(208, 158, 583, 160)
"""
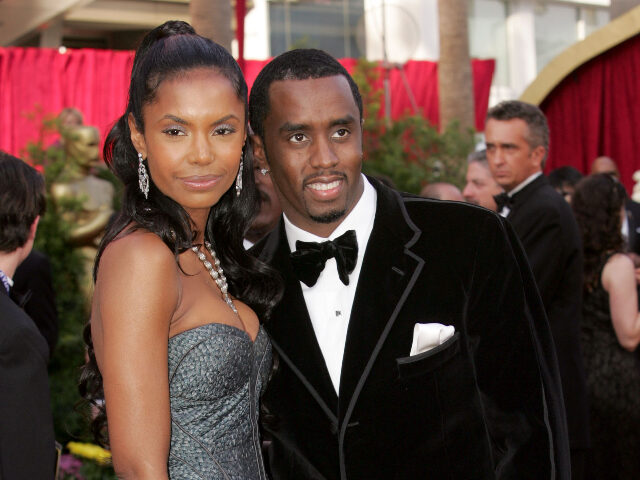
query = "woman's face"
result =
(130, 67, 246, 224)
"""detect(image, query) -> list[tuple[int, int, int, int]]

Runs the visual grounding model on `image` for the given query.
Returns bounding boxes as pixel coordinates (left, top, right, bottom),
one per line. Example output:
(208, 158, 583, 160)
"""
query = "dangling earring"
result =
(138, 152, 149, 199)
(235, 151, 243, 197)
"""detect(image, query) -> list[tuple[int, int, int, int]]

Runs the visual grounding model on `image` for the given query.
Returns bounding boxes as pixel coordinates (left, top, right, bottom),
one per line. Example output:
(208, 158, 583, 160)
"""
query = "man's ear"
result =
(531, 145, 546, 169)
(128, 113, 146, 157)
(251, 134, 268, 167)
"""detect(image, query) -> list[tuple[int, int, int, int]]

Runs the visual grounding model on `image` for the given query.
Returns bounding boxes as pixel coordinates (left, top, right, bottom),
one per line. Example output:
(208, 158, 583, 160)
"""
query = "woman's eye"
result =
(163, 128, 185, 136)
(214, 125, 236, 136)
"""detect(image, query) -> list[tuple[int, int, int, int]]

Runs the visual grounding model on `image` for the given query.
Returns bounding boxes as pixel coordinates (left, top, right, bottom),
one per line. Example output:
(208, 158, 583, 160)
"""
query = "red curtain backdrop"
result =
(0, 47, 134, 157)
(541, 34, 640, 193)
(0, 46, 494, 159)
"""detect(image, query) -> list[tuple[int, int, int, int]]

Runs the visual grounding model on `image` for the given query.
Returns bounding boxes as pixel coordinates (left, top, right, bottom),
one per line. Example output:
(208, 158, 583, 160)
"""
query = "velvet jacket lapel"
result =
(261, 222, 339, 421)
(337, 181, 423, 423)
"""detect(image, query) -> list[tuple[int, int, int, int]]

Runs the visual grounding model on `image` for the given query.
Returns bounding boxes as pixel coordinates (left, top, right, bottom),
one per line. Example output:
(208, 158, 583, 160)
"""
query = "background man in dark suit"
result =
(250, 49, 570, 479)
(0, 151, 56, 479)
(13, 250, 59, 358)
(485, 101, 589, 479)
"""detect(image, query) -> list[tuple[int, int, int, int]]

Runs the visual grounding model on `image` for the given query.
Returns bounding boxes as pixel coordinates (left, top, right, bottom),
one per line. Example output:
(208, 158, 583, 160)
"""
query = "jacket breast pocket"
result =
(395, 332, 460, 380)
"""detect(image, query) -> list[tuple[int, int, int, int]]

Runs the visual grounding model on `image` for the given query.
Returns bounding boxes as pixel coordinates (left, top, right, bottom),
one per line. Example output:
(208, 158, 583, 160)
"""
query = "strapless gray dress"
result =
(168, 323, 271, 479)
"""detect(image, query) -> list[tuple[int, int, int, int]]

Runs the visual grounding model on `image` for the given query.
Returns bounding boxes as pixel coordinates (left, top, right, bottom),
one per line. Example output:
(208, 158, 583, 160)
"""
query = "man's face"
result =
(485, 118, 545, 193)
(255, 75, 364, 238)
(462, 161, 503, 211)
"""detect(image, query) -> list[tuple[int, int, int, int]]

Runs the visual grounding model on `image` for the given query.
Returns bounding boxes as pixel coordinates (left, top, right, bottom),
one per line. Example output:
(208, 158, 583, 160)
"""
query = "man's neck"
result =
(0, 250, 23, 280)
(506, 171, 542, 196)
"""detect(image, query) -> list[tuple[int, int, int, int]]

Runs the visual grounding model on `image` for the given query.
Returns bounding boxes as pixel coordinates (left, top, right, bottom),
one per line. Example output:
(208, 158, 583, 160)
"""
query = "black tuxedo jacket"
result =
(13, 250, 58, 357)
(505, 174, 589, 450)
(254, 178, 570, 479)
(0, 287, 56, 479)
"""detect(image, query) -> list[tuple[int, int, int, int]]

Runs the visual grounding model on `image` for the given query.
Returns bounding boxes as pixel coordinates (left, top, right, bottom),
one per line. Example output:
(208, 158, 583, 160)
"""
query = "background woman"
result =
(79, 21, 280, 479)
(572, 173, 640, 479)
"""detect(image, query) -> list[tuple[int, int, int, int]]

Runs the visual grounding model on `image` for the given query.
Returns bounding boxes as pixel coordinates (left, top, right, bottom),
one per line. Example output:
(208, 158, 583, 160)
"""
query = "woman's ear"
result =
(128, 113, 146, 157)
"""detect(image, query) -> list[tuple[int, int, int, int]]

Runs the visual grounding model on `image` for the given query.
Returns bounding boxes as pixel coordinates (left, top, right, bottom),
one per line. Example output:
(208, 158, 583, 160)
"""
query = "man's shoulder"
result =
(398, 191, 502, 230)
(516, 181, 574, 222)
(0, 293, 49, 355)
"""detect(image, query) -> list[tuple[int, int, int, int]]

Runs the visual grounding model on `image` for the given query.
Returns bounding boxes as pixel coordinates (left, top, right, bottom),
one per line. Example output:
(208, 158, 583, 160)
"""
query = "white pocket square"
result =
(410, 323, 455, 356)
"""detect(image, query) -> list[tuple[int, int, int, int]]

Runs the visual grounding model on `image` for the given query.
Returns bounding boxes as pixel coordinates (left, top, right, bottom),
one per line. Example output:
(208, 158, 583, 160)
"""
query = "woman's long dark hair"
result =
(78, 20, 282, 446)
(572, 173, 626, 292)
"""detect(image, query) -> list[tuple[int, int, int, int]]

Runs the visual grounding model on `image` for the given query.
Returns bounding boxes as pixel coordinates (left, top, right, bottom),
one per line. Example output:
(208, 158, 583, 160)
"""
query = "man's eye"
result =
(332, 128, 349, 138)
(290, 133, 306, 143)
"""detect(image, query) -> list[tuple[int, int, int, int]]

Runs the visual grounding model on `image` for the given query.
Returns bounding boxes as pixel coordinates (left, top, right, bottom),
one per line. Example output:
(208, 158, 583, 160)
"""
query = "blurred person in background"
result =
(591, 156, 640, 262)
(462, 149, 502, 211)
(548, 166, 583, 203)
(244, 157, 282, 248)
(419, 181, 463, 201)
(571, 173, 640, 480)
(0, 150, 56, 479)
(486, 100, 589, 479)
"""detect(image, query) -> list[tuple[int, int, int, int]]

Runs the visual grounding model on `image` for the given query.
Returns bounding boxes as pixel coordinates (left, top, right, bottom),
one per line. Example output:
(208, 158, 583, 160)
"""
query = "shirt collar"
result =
(0, 268, 13, 294)
(507, 171, 542, 197)
(284, 174, 377, 252)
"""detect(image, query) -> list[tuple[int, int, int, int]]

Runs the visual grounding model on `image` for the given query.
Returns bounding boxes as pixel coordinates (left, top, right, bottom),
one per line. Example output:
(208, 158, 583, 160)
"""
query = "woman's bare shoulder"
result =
(96, 229, 180, 306)
(605, 252, 634, 271)
(603, 252, 635, 290)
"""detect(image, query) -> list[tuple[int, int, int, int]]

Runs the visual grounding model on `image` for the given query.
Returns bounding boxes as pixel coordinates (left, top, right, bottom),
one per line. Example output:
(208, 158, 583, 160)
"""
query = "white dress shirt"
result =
(499, 171, 542, 217)
(284, 175, 377, 393)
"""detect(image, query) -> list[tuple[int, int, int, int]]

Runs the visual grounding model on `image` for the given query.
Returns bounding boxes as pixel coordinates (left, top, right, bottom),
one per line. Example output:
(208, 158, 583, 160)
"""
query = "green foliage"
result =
(24, 117, 95, 446)
(351, 58, 475, 194)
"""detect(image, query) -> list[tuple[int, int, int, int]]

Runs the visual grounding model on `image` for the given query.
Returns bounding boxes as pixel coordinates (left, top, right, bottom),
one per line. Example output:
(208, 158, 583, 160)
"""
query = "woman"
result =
(572, 173, 640, 479)
(79, 21, 281, 479)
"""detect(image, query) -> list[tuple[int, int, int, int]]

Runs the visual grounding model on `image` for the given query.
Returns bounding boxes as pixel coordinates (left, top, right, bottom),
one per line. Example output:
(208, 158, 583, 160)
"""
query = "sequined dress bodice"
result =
(168, 323, 271, 479)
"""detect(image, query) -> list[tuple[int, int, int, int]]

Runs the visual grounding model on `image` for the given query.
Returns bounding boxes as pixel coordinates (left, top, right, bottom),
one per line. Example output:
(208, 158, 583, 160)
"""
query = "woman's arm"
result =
(91, 232, 179, 479)
(602, 253, 640, 351)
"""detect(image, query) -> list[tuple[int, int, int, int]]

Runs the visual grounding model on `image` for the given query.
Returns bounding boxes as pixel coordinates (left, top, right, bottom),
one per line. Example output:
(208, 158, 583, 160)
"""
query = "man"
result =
(590, 156, 640, 258)
(244, 156, 282, 248)
(419, 181, 463, 201)
(485, 101, 589, 479)
(250, 49, 569, 479)
(462, 149, 503, 211)
(548, 166, 583, 203)
(0, 151, 56, 478)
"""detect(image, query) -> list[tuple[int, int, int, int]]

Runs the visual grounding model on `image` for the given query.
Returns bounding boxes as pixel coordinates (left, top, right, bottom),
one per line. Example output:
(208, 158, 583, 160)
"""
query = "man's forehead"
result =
(486, 117, 529, 136)
(262, 78, 358, 134)
(267, 76, 356, 111)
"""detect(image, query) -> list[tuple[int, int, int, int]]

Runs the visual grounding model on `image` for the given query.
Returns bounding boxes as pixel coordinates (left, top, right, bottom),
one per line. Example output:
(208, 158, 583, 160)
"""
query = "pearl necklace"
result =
(192, 241, 238, 315)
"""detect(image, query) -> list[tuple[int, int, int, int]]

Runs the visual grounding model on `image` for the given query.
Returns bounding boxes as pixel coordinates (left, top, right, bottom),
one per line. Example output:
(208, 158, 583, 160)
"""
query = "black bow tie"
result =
(494, 192, 512, 212)
(290, 230, 358, 287)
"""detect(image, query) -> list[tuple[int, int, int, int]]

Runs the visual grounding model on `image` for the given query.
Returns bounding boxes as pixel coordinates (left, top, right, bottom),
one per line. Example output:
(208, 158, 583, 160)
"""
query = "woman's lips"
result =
(180, 175, 221, 190)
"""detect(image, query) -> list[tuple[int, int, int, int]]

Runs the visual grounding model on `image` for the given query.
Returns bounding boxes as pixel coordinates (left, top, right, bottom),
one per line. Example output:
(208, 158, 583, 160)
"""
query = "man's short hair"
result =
(0, 151, 46, 252)
(249, 48, 363, 140)
(486, 100, 550, 164)
(548, 166, 583, 190)
(467, 149, 488, 167)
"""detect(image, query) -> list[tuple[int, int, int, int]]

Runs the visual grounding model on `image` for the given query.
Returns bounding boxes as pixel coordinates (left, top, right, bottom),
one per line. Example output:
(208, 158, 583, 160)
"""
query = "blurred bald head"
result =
(591, 156, 619, 179)
(420, 182, 464, 201)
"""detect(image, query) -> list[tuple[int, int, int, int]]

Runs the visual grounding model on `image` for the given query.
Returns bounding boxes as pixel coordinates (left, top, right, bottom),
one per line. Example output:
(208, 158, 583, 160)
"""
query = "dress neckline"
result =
(169, 322, 263, 344)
